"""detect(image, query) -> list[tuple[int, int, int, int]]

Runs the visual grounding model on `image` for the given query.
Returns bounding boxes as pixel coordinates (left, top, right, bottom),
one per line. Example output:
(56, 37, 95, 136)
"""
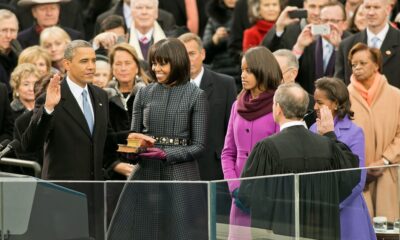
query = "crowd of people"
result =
(1, 0, 400, 239)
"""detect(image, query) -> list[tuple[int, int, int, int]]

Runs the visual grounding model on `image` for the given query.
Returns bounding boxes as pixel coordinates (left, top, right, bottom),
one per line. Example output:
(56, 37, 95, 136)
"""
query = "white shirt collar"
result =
(367, 23, 389, 49)
(280, 120, 307, 131)
(123, 2, 131, 29)
(136, 28, 154, 43)
(66, 76, 88, 99)
(190, 67, 204, 87)
(66, 77, 93, 116)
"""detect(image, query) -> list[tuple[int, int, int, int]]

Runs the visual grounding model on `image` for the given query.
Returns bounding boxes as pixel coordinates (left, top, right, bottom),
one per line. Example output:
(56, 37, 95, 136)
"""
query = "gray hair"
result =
(0, 9, 18, 24)
(274, 83, 309, 119)
(131, 0, 159, 7)
(64, 40, 93, 61)
(273, 49, 299, 70)
(178, 32, 203, 50)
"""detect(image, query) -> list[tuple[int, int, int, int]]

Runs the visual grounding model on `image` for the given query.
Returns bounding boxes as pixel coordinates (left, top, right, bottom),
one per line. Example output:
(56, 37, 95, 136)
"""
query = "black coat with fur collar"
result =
(203, 0, 239, 77)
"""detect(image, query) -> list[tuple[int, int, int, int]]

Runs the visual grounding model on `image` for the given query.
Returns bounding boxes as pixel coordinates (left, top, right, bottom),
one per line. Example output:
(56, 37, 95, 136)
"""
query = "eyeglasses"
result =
(320, 18, 343, 24)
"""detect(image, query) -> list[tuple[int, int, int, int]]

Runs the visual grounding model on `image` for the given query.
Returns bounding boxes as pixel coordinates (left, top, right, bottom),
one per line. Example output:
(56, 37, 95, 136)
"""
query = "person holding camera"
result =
(291, 2, 349, 94)
(335, 0, 400, 89)
(261, 0, 329, 52)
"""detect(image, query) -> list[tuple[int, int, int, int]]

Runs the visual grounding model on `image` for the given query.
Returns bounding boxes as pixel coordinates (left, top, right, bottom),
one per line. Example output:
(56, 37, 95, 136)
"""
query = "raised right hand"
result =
(44, 73, 61, 111)
(275, 6, 300, 33)
(93, 32, 119, 49)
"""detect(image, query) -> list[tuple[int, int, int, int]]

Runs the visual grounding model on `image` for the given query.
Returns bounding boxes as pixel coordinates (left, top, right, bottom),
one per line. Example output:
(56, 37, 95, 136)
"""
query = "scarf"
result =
(255, 20, 275, 35)
(350, 73, 382, 106)
(237, 90, 275, 121)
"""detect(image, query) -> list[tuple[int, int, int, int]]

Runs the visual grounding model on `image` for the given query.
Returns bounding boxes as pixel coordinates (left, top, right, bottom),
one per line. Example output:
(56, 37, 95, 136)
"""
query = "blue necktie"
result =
(323, 43, 333, 73)
(371, 37, 380, 49)
(82, 89, 94, 134)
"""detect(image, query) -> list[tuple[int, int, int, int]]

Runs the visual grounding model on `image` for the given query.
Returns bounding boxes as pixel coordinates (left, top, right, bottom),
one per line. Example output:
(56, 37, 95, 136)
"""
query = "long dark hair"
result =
(243, 46, 281, 91)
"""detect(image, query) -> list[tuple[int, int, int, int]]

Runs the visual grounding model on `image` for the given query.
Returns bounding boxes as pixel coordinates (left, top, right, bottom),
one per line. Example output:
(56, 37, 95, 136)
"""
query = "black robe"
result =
(238, 126, 360, 240)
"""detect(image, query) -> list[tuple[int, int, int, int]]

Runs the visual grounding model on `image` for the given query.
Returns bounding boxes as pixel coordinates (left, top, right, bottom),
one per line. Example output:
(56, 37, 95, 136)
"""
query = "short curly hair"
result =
(10, 63, 40, 99)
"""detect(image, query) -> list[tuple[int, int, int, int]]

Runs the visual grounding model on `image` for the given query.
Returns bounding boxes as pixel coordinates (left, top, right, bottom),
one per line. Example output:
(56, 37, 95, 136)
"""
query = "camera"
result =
(311, 24, 331, 35)
(288, 9, 308, 19)
(116, 35, 126, 43)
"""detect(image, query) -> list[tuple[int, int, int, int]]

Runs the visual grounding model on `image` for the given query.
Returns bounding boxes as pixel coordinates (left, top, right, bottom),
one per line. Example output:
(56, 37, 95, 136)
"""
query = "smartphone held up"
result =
(288, 9, 308, 19)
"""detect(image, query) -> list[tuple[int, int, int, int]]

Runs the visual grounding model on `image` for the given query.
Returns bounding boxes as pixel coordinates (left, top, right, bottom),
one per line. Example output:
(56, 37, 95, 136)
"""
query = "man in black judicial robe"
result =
(238, 83, 360, 240)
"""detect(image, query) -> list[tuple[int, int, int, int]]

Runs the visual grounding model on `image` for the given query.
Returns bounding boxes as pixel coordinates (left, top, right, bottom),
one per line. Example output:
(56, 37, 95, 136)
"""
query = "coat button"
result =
(245, 152, 249, 156)
(246, 129, 250, 133)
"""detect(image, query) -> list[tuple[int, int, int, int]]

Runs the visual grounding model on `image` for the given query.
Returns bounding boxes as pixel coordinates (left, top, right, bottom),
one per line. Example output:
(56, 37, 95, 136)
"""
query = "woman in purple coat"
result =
(221, 46, 281, 240)
(310, 77, 376, 240)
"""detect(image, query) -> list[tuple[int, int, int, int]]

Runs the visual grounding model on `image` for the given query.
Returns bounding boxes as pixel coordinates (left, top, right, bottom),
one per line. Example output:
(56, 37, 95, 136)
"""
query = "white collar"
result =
(280, 120, 307, 131)
(66, 76, 88, 100)
(123, 2, 132, 29)
(367, 23, 389, 46)
(191, 67, 204, 87)
(136, 28, 154, 42)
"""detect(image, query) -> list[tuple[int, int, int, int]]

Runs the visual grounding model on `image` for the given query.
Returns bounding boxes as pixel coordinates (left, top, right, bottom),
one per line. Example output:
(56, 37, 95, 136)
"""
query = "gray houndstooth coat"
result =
(107, 82, 209, 240)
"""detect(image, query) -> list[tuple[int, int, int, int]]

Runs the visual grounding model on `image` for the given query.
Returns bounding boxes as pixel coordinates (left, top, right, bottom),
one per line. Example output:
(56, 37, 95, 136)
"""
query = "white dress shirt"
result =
(190, 67, 204, 87)
(136, 29, 154, 44)
(367, 23, 389, 49)
(66, 77, 95, 122)
(280, 120, 307, 131)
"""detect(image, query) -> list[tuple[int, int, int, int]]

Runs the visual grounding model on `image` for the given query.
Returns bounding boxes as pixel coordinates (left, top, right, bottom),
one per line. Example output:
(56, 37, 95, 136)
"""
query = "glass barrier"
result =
(0, 165, 399, 240)
(210, 173, 297, 240)
(210, 165, 400, 240)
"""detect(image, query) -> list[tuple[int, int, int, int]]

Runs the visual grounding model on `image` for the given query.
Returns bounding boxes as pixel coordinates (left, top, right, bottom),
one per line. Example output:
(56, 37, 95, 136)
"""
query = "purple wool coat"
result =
(221, 101, 279, 239)
(311, 115, 376, 240)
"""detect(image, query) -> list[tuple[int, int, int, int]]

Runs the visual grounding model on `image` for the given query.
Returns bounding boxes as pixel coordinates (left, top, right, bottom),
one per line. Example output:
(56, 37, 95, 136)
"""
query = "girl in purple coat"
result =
(310, 77, 376, 240)
(221, 46, 281, 240)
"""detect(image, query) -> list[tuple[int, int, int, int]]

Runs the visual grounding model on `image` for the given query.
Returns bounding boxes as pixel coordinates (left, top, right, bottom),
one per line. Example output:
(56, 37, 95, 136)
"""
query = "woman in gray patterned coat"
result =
(107, 38, 208, 240)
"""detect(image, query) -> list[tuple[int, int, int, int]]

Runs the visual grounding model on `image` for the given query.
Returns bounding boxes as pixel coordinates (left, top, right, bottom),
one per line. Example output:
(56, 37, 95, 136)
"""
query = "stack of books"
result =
(117, 138, 153, 153)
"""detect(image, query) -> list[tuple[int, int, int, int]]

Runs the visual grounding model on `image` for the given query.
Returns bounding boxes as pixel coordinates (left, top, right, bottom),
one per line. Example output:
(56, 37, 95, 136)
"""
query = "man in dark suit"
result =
(262, 0, 330, 52)
(291, 2, 350, 93)
(22, 40, 116, 240)
(0, 82, 13, 142)
(0, 9, 21, 98)
(238, 83, 359, 240)
(179, 33, 236, 180)
(94, 0, 176, 37)
(23, 40, 114, 180)
(10, 0, 85, 38)
(335, 0, 400, 88)
(273, 49, 316, 127)
(16, 0, 83, 49)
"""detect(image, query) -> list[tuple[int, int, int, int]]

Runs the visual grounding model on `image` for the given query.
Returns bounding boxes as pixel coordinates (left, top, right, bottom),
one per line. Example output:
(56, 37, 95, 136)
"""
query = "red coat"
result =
(243, 20, 275, 51)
